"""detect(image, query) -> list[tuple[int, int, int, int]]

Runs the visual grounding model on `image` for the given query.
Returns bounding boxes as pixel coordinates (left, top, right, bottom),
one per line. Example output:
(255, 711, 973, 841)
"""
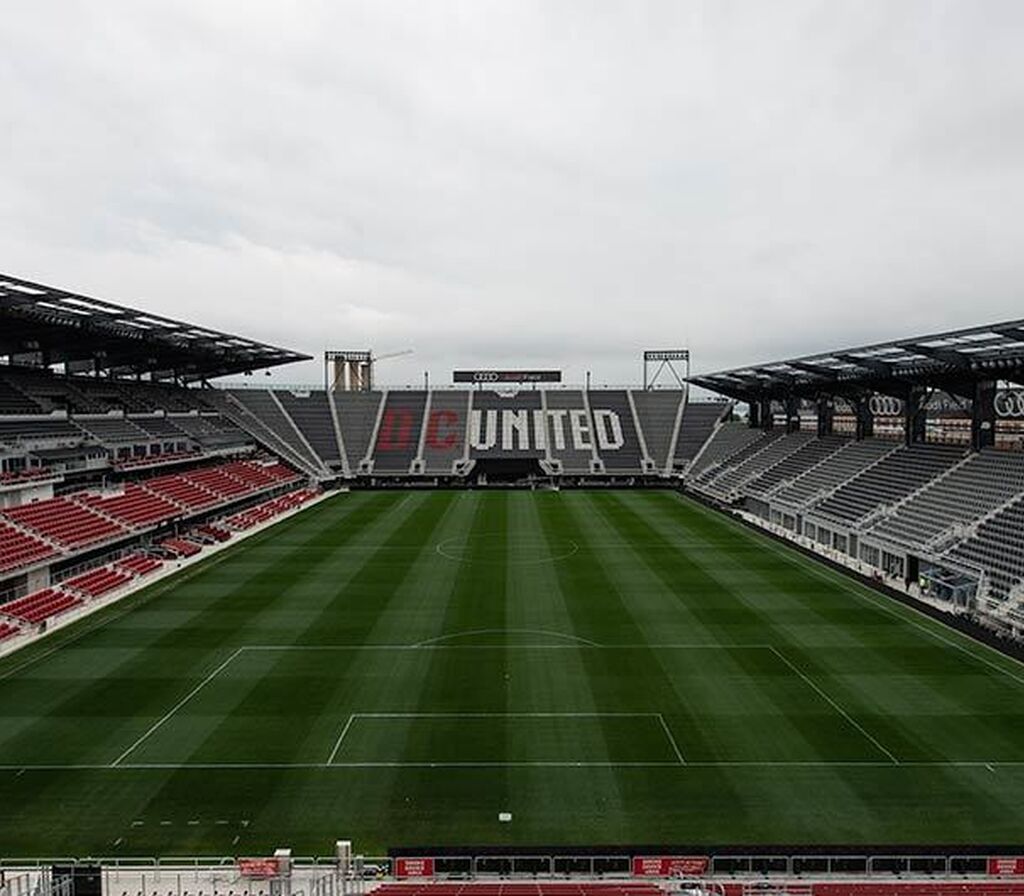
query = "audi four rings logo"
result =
(995, 390, 1024, 418)
(869, 396, 904, 415)
(473, 372, 499, 381)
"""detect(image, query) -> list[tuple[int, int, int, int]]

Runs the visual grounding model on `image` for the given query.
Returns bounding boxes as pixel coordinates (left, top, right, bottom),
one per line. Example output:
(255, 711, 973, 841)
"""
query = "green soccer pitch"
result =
(2, 488, 1024, 857)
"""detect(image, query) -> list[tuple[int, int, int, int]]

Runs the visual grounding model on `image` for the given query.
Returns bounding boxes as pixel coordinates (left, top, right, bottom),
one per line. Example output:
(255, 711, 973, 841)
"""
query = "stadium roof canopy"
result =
(689, 319, 1024, 401)
(0, 273, 310, 382)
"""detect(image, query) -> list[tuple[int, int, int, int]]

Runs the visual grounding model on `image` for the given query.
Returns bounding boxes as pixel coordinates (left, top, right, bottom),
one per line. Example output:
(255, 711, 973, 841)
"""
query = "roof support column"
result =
(758, 397, 774, 431)
(904, 386, 928, 446)
(817, 396, 834, 437)
(854, 395, 874, 440)
(784, 396, 801, 433)
(971, 379, 997, 451)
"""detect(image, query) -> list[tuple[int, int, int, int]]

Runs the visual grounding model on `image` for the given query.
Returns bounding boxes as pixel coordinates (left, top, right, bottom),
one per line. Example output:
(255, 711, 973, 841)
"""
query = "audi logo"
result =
(473, 372, 500, 382)
(869, 396, 904, 416)
(995, 390, 1024, 419)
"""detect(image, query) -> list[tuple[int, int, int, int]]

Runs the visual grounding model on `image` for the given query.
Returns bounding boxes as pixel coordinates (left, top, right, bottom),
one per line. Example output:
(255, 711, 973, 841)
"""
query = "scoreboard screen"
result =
(453, 370, 562, 384)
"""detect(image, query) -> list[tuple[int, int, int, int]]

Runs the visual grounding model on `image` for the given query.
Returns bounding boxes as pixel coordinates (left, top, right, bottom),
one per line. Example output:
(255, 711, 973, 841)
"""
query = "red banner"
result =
(395, 858, 435, 878)
(631, 856, 709, 877)
(989, 858, 1024, 876)
(237, 858, 281, 878)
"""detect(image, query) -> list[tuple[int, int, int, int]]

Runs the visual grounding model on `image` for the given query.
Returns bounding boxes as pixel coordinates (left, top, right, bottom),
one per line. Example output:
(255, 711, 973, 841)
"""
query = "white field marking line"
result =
(240, 643, 776, 651)
(678, 493, 1024, 690)
(110, 647, 244, 767)
(435, 536, 580, 565)
(7, 758, 1024, 770)
(350, 716, 655, 720)
(325, 714, 356, 765)
(768, 645, 899, 765)
(657, 714, 687, 766)
(413, 629, 600, 647)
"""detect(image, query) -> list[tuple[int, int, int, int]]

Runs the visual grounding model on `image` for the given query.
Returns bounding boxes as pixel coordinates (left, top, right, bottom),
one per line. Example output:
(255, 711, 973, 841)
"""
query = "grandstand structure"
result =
(0, 275, 321, 649)
(685, 319, 1024, 639)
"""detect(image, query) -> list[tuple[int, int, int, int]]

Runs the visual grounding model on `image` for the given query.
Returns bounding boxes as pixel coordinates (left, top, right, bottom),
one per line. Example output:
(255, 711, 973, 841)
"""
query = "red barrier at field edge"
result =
(717, 885, 1024, 896)
(631, 855, 710, 876)
(990, 858, 1024, 876)
(395, 858, 436, 878)
(237, 858, 282, 878)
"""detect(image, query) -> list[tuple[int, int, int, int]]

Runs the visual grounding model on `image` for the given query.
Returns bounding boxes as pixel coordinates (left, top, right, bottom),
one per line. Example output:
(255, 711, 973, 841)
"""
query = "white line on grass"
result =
(768, 645, 900, 765)
(110, 647, 244, 767)
(656, 714, 687, 765)
(354, 711, 661, 717)
(7, 758, 1024, 770)
(413, 628, 600, 647)
(325, 715, 356, 765)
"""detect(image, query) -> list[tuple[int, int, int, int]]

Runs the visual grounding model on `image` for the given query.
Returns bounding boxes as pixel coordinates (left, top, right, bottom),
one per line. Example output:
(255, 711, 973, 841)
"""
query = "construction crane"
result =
(324, 348, 414, 392)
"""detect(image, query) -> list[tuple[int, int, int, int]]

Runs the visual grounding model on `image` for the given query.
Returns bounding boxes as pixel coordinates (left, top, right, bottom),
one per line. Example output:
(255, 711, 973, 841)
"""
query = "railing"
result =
(2, 853, 1015, 880)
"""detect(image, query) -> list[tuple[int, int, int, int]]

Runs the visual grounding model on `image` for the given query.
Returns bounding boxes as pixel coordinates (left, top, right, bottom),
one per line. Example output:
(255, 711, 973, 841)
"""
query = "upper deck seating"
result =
(75, 417, 151, 445)
(333, 392, 384, 472)
(0, 418, 83, 445)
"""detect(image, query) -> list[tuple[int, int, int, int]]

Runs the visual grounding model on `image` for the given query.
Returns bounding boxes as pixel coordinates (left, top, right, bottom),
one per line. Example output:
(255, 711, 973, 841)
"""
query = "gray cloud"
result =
(2, 0, 1023, 390)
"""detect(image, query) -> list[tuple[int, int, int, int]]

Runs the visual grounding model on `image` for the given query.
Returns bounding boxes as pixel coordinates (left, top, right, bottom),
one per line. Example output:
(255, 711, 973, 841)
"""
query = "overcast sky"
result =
(2, 1, 1023, 389)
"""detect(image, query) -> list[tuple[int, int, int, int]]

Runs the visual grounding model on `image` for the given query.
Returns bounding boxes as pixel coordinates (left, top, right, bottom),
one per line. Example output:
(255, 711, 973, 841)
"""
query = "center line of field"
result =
(110, 647, 244, 767)
(768, 645, 899, 765)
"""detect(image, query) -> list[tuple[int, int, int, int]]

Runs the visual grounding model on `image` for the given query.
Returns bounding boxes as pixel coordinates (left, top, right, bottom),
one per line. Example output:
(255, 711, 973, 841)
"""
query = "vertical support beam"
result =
(759, 397, 774, 431)
(972, 379, 997, 451)
(904, 387, 928, 446)
(748, 399, 761, 429)
(785, 396, 801, 433)
(817, 395, 834, 437)
(854, 395, 874, 441)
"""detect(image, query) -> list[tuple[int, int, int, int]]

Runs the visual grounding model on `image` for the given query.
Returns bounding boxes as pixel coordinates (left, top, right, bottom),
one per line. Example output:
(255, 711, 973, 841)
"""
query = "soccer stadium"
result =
(2, 272, 1024, 896)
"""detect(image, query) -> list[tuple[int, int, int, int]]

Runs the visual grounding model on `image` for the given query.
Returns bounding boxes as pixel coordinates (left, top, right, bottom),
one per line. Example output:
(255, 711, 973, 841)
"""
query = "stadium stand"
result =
(703, 430, 816, 500)
(4, 497, 127, 548)
(867, 449, 1024, 549)
(76, 484, 182, 528)
(811, 443, 966, 526)
(63, 565, 133, 597)
(541, 390, 594, 474)
(372, 390, 428, 474)
(687, 421, 765, 480)
(588, 389, 644, 474)
(630, 389, 685, 472)
(334, 390, 384, 474)
(945, 495, 1024, 600)
(745, 433, 850, 497)
(276, 390, 343, 468)
(73, 416, 151, 446)
(673, 399, 729, 470)
(2, 587, 82, 624)
(420, 389, 470, 475)
(770, 437, 897, 509)
(0, 519, 57, 573)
